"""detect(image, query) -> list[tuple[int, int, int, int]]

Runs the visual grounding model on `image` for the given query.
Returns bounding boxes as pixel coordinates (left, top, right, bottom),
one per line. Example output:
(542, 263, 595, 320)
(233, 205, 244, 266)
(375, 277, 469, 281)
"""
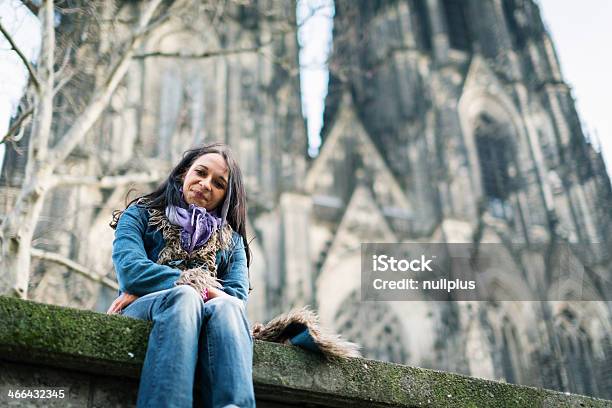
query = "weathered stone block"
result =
(1, 296, 611, 407)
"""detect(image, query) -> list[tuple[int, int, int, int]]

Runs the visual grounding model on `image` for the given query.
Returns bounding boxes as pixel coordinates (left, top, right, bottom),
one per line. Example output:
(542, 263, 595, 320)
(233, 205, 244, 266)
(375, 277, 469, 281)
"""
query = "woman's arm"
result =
(112, 205, 181, 296)
(218, 233, 249, 302)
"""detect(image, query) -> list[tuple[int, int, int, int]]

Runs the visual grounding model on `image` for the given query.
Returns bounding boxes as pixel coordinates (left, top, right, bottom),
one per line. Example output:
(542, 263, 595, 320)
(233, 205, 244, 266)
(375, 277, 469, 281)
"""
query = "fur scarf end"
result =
(251, 307, 361, 359)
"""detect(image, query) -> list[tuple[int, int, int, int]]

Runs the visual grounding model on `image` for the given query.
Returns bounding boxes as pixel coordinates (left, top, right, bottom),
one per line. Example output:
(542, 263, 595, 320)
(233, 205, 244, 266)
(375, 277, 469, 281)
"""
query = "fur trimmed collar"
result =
(148, 206, 233, 294)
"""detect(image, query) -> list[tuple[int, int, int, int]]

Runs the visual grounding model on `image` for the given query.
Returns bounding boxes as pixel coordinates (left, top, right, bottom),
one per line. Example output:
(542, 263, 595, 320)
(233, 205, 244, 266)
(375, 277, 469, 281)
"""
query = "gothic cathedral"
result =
(1, 0, 610, 399)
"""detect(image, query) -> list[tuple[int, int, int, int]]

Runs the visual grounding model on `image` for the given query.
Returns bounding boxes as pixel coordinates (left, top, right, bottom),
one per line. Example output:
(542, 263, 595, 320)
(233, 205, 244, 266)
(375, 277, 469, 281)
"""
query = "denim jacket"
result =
(112, 204, 249, 301)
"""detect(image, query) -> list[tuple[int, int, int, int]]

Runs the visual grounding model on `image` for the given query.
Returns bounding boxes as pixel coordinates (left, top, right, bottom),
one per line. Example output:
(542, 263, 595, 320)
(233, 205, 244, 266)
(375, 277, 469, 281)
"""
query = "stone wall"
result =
(1, 296, 610, 407)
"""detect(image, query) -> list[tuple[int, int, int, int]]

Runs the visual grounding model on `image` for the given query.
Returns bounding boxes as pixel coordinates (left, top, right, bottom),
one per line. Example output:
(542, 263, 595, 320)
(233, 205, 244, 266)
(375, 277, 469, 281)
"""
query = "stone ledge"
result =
(1, 296, 610, 408)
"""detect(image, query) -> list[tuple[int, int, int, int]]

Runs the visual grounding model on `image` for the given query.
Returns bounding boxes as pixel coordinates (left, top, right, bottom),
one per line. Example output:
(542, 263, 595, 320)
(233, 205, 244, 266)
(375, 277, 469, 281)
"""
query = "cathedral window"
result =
(441, 0, 471, 51)
(334, 290, 409, 363)
(555, 311, 597, 396)
(474, 114, 516, 218)
(500, 318, 522, 384)
(502, 0, 528, 48)
(411, 0, 432, 51)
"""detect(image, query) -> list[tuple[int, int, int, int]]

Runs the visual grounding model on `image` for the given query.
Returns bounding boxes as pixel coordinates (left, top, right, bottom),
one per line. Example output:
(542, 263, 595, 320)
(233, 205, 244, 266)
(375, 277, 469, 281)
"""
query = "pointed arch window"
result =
(441, 0, 471, 51)
(474, 114, 516, 218)
(412, 0, 432, 51)
(555, 311, 598, 396)
(502, 0, 527, 49)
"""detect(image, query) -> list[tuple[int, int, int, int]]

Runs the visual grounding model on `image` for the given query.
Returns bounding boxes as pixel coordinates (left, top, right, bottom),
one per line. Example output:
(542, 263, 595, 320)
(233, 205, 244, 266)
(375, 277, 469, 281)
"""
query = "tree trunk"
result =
(0, 172, 50, 298)
(0, 0, 165, 298)
(0, 0, 55, 298)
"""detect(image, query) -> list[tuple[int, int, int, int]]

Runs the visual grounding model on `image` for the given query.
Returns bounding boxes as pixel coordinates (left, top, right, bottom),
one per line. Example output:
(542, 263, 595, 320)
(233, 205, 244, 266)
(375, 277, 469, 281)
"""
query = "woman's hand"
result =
(206, 287, 231, 301)
(107, 293, 139, 314)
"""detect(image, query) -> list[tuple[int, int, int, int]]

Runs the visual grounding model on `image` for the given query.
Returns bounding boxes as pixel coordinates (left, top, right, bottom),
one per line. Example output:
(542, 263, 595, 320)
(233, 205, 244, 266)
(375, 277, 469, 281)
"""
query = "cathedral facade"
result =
(1, 0, 610, 399)
(308, 0, 612, 398)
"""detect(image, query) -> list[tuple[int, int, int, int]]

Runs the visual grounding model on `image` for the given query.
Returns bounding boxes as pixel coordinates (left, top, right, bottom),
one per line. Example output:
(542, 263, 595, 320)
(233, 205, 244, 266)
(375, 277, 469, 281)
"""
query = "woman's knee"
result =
(205, 297, 251, 340)
(208, 296, 245, 315)
(162, 285, 204, 312)
(206, 296, 248, 327)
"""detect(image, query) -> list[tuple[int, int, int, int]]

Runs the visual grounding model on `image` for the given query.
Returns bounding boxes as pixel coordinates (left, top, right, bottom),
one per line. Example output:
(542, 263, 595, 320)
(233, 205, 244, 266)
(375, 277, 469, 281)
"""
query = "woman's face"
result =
(182, 153, 229, 211)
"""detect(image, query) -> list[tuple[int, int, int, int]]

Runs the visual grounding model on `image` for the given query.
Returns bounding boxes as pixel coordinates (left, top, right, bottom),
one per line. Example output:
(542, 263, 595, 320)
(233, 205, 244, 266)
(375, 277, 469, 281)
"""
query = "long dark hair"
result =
(111, 142, 251, 267)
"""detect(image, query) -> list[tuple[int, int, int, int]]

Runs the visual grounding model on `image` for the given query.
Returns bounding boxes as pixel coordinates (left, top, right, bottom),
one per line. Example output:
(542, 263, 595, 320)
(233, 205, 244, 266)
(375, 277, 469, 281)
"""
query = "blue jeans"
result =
(121, 285, 255, 408)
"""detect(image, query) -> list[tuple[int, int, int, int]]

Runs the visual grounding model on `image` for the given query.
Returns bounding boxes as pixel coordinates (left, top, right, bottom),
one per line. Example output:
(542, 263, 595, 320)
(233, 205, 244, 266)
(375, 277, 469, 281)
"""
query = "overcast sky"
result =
(0, 0, 40, 172)
(538, 0, 612, 172)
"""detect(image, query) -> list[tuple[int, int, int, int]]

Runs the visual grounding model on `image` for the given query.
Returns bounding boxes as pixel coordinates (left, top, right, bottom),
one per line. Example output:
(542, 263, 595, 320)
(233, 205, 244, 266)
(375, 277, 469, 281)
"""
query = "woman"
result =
(107, 142, 255, 408)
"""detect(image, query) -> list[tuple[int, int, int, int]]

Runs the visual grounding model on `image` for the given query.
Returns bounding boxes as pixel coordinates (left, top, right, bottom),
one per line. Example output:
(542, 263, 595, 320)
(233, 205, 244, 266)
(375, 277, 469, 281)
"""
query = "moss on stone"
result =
(252, 336, 611, 407)
(0, 295, 150, 377)
(1, 295, 611, 407)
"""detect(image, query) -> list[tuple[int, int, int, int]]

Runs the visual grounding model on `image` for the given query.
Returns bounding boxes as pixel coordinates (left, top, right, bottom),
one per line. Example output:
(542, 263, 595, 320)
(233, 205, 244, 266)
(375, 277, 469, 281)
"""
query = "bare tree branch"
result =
(259, 48, 299, 77)
(32, 0, 56, 161)
(31, 248, 119, 291)
(0, 19, 41, 91)
(47, 0, 166, 170)
(0, 0, 176, 299)
(51, 170, 165, 188)
(55, 46, 72, 77)
(296, 3, 332, 28)
(21, 0, 39, 15)
(52, 70, 76, 95)
(1, 108, 34, 144)
(133, 41, 273, 60)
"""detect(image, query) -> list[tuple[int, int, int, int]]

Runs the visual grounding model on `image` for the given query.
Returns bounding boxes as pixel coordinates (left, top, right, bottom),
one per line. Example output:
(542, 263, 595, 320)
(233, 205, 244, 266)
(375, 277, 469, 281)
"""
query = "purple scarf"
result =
(166, 202, 222, 254)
